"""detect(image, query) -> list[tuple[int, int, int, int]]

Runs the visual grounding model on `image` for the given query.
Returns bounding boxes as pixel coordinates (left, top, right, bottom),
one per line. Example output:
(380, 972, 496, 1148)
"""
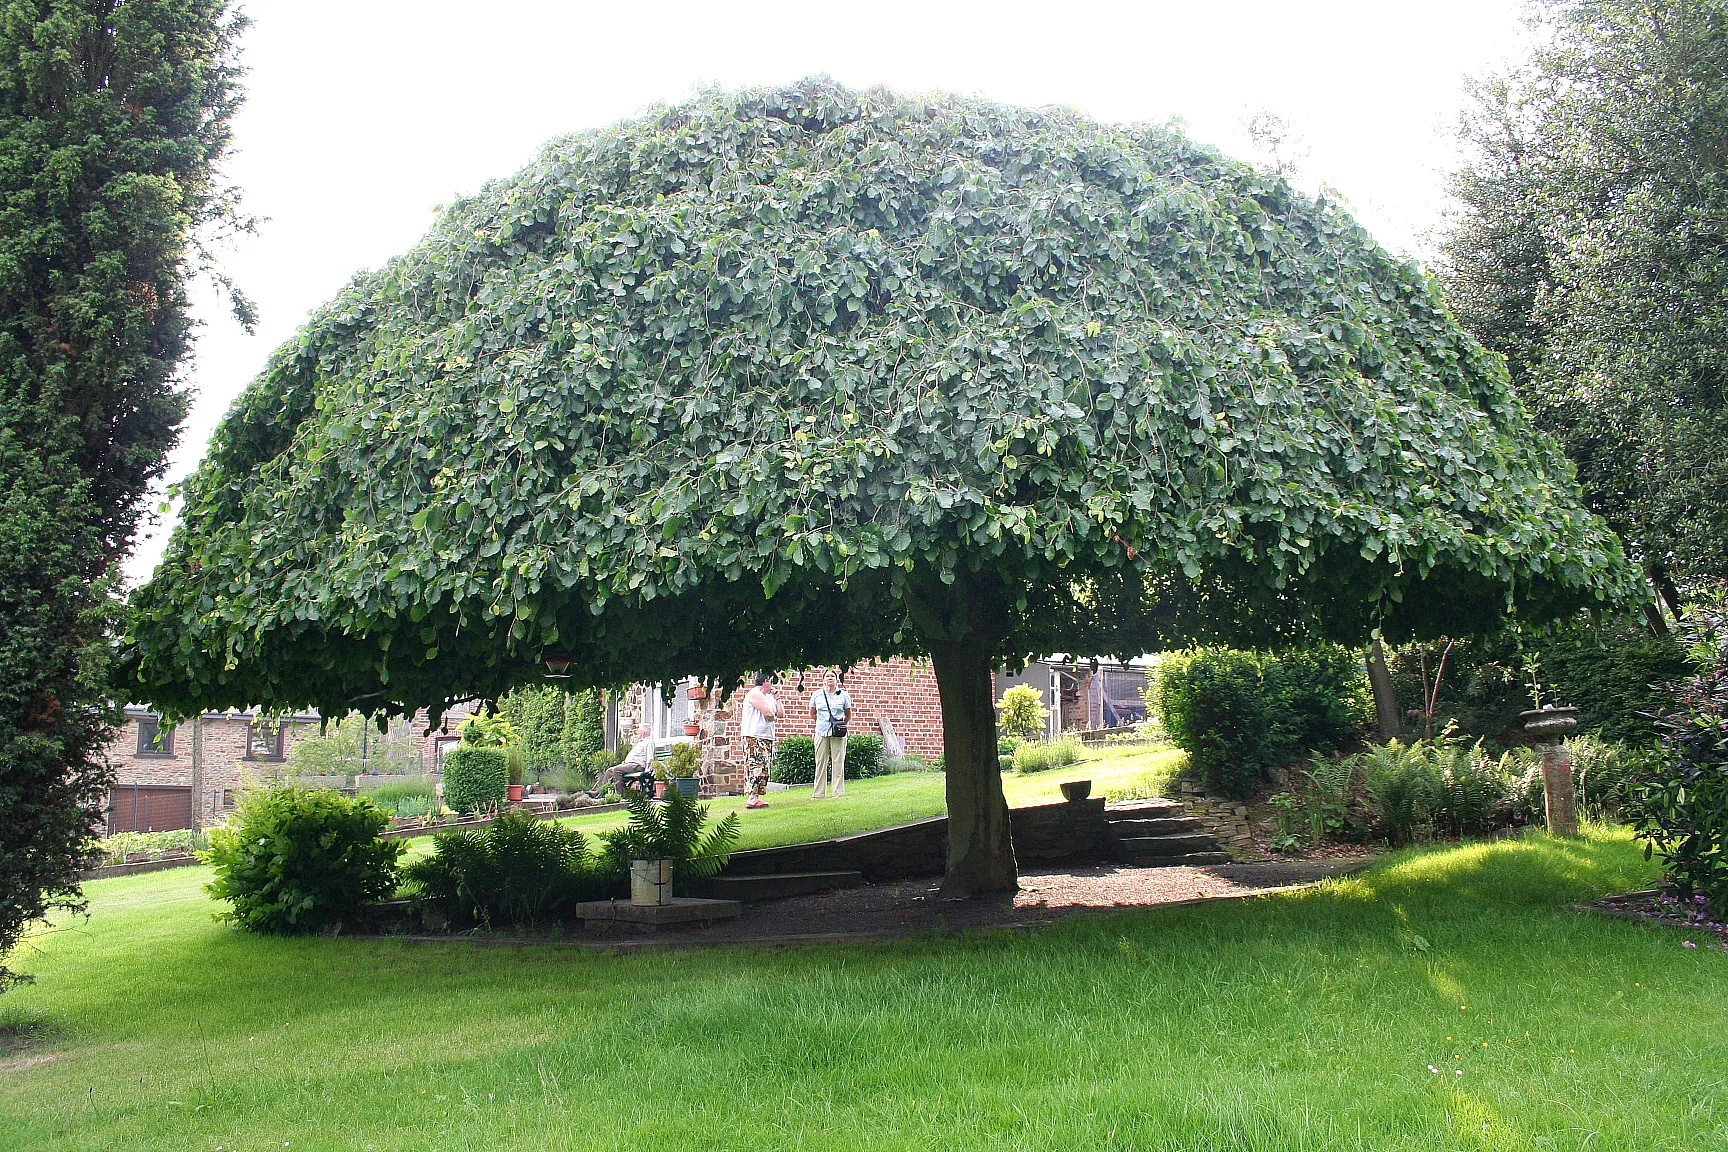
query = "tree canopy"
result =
(1, 0, 246, 987)
(1443, 0, 1728, 610)
(124, 79, 1635, 892)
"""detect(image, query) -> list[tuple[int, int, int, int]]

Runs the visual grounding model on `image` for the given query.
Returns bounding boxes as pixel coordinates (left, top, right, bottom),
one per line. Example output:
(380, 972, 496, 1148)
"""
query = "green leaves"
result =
(125, 79, 1637, 723)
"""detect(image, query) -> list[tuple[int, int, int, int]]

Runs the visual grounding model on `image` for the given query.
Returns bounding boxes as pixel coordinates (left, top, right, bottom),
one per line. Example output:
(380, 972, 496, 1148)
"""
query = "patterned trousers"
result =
(744, 736, 774, 798)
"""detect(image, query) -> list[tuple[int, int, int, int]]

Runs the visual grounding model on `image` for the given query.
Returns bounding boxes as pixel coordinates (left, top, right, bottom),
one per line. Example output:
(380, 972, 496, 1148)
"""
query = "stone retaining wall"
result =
(1175, 780, 1265, 861)
(721, 799, 1108, 882)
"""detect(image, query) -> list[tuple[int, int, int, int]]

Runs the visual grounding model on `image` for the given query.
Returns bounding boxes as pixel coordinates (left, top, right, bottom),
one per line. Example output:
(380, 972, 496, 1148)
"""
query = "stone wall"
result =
(1175, 779, 1265, 861)
(719, 798, 1108, 881)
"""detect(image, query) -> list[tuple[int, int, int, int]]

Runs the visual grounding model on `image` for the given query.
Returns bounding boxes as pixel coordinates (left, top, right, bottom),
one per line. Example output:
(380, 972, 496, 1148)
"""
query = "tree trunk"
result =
(905, 572, 1018, 896)
(1365, 640, 1400, 742)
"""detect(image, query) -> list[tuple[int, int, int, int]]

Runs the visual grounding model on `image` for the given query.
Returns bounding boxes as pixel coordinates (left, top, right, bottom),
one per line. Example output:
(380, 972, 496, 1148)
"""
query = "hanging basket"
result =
(687, 685, 708, 700)
(682, 721, 701, 736)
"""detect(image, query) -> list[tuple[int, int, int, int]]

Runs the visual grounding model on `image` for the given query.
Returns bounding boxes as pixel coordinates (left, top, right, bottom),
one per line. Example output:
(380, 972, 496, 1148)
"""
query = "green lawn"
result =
(5, 828, 1724, 1150)
(522, 744, 1185, 857)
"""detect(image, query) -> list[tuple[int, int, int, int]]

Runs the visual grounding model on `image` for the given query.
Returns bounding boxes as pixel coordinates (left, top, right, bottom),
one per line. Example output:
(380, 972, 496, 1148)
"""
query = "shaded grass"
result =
(4, 829, 1724, 1150)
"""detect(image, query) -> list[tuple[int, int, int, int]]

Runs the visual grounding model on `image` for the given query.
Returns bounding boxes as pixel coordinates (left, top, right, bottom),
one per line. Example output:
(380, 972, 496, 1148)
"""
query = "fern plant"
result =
(602, 786, 741, 889)
(404, 813, 602, 928)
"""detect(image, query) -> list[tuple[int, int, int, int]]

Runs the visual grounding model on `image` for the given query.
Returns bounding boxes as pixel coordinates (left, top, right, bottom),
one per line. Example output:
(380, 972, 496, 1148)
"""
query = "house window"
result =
(246, 719, 285, 761)
(135, 716, 175, 757)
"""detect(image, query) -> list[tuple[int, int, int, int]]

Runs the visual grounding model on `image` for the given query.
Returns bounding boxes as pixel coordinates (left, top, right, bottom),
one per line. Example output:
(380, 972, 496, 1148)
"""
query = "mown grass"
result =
(4, 828, 1723, 1150)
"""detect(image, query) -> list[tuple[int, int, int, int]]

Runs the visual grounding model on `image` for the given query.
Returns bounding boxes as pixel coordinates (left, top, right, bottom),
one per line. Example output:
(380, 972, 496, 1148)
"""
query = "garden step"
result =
(1127, 851, 1234, 868)
(1107, 816, 1206, 837)
(702, 870, 866, 902)
(1104, 800, 1184, 819)
(1115, 833, 1222, 857)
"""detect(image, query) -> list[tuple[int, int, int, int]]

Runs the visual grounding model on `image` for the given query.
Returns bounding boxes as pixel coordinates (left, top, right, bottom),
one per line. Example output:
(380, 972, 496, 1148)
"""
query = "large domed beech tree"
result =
(125, 80, 1636, 894)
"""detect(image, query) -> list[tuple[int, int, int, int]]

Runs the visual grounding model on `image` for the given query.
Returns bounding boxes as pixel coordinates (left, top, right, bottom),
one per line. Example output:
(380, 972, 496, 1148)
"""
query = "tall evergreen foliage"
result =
(125, 80, 1633, 894)
(0, 1, 246, 990)
(1443, 0, 1728, 605)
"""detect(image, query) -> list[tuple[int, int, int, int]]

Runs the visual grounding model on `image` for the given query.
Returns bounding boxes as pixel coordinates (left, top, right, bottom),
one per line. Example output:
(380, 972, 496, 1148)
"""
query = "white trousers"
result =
(812, 735, 847, 797)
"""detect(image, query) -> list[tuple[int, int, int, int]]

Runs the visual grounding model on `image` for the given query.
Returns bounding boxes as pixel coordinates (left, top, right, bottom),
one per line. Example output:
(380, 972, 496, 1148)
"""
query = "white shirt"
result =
(741, 686, 779, 739)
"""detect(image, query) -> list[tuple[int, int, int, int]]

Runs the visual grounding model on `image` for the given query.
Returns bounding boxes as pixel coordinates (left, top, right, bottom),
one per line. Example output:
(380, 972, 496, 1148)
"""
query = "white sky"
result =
(126, 0, 1535, 584)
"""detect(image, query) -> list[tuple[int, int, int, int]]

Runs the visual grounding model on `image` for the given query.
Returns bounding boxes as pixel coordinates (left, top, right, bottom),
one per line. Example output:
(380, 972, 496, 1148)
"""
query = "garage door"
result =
(107, 785, 193, 834)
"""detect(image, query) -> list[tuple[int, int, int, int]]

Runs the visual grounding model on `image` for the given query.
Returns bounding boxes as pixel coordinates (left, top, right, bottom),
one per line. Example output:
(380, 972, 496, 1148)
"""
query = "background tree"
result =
(125, 81, 1633, 895)
(994, 684, 1049, 743)
(1443, 0, 1728, 620)
(0, 1, 246, 990)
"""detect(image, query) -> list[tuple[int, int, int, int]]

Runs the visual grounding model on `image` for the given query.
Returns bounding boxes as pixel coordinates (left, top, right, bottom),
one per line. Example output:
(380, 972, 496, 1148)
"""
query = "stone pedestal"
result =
(1522, 706, 1580, 838)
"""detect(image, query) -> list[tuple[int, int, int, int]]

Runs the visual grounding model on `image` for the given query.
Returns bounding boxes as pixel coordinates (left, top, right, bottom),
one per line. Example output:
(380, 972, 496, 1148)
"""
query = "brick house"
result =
(613, 655, 1150, 796)
(105, 704, 479, 833)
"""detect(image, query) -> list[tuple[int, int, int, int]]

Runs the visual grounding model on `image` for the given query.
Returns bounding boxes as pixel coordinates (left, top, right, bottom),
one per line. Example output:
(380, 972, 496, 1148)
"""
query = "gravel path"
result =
(578, 857, 1375, 946)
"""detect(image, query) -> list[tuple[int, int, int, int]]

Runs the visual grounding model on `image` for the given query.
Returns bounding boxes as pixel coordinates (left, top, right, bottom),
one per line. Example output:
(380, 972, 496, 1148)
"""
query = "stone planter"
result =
(1521, 705, 1581, 837)
(1060, 780, 1093, 802)
(630, 857, 673, 906)
(672, 777, 700, 798)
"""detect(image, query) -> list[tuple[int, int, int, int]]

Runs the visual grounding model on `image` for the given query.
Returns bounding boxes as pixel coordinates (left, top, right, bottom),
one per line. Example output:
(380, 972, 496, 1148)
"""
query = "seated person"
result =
(592, 725, 657, 795)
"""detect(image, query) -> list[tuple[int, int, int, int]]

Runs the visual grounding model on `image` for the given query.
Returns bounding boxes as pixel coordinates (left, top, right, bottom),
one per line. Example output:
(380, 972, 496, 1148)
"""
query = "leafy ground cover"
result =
(4, 828, 1723, 1150)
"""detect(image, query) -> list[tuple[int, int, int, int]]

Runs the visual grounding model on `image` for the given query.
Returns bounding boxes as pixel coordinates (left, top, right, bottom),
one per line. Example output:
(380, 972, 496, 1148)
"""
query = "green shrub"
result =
(998, 736, 1022, 758)
(846, 734, 885, 778)
(589, 746, 624, 774)
(568, 688, 605, 766)
(665, 741, 701, 778)
(1432, 741, 1508, 837)
(770, 737, 816, 784)
(1625, 604, 1728, 919)
(1154, 646, 1370, 798)
(443, 746, 509, 814)
(1570, 734, 1647, 821)
(879, 754, 928, 774)
(601, 786, 740, 891)
(1012, 737, 1083, 773)
(405, 812, 602, 928)
(201, 788, 403, 934)
(995, 683, 1049, 741)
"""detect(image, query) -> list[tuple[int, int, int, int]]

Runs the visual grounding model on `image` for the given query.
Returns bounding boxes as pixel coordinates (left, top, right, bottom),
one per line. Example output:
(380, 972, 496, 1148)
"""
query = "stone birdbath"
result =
(1520, 705, 1580, 838)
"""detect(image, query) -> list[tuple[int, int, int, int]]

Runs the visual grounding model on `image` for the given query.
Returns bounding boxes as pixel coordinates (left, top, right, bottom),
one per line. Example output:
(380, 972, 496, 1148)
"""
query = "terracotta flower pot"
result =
(687, 685, 708, 700)
(683, 721, 701, 736)
(507, 784, 524, 802)
(654, 781, 668, 798)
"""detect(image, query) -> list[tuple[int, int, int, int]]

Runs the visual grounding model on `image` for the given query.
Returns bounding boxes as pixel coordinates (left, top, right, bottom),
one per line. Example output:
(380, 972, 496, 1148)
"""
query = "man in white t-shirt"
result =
(740, 672, 780, 809)
(593, 725, 654, 795)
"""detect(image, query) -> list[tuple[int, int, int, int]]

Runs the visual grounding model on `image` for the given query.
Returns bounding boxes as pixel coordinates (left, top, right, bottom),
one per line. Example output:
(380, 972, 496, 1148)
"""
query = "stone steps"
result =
(1104, 799, 1185, 819)
(702, 870, 865, 902)
(1123, 850, 1234, 868)
(1108, 816, 1205, 837)
(1115, 832, 1222, 857)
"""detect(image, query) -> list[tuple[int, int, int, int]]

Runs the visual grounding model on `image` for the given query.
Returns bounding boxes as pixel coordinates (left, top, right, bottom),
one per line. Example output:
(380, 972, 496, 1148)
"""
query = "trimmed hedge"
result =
(769, 733, 886, 784)
(1154, 646, 1371, 798)
(201, 788, 403, 934)
(443, 745, 509, 813)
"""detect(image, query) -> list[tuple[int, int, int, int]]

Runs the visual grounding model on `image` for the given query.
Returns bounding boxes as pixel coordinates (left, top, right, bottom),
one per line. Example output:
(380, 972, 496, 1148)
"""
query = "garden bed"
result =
(1575, 888, 1728, 947)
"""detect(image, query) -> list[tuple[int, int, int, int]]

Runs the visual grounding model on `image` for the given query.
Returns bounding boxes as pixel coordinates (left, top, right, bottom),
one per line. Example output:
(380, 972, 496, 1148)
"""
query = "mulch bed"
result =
(1574, 889, 1728, 950)
(363, 858, 1375, 950)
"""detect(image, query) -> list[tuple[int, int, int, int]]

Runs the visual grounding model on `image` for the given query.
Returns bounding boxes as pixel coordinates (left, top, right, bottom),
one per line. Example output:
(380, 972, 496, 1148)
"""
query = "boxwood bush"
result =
(201, 788, 403, 934)
(443, 745, 509, 813)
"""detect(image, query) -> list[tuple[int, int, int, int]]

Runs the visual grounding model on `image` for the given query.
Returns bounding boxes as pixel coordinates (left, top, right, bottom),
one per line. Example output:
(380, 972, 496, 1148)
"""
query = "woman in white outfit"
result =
(810, 669, 852, 799)
(741, 672, 780, 809)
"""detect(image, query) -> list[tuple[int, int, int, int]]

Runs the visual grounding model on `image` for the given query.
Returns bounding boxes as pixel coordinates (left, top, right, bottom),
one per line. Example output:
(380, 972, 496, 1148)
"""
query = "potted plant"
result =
(682, 718, 701, 737)
(653, 764, 668, 799)
(666, 741, 702, 798)
(603, 785, 741, 906)
(686, 684, 708, 700)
